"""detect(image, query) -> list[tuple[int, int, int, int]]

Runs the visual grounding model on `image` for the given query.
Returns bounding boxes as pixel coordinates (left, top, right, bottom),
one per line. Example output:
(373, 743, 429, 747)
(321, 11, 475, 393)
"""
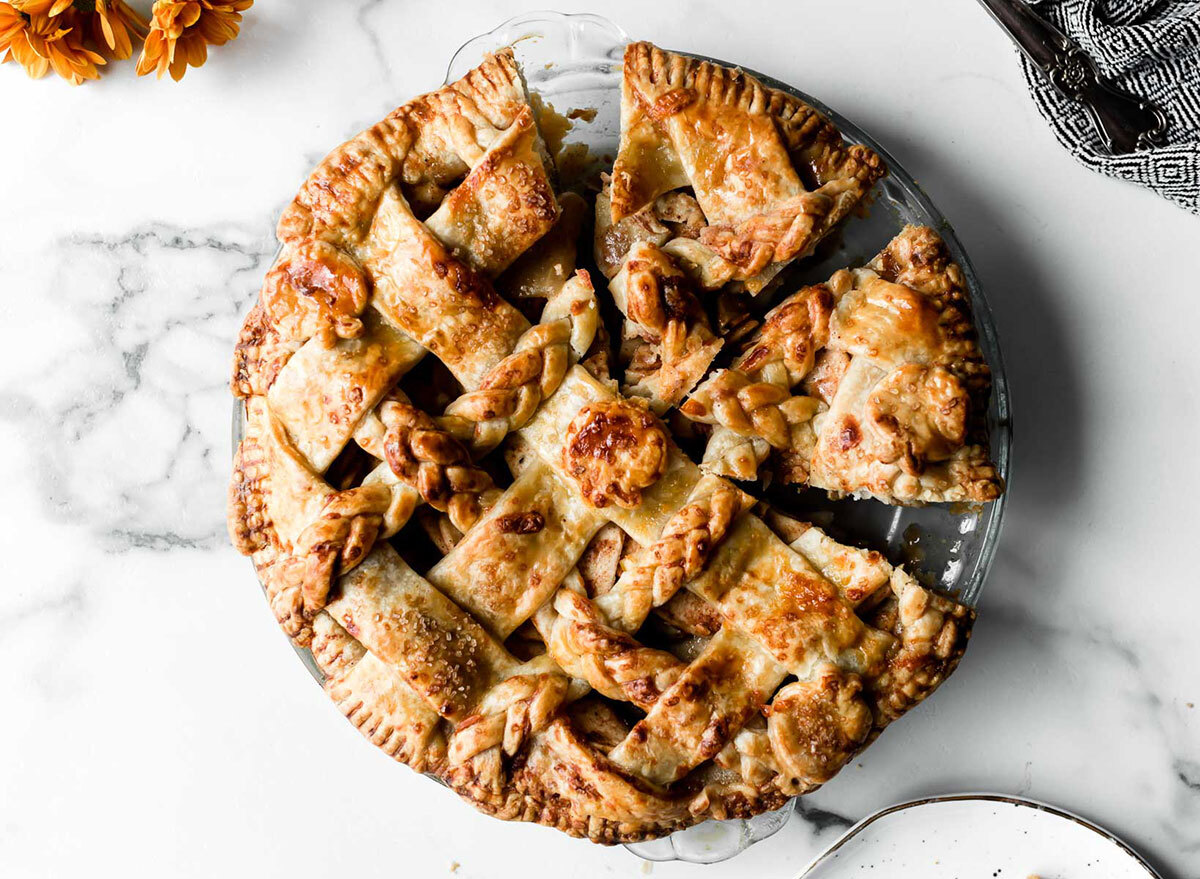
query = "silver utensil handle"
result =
(975, 0, 1168, 154)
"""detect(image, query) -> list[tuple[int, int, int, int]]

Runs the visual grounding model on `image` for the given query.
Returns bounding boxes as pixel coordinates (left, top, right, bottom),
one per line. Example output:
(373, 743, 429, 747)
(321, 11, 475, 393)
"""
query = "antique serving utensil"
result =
(976, 0, 1168, 153)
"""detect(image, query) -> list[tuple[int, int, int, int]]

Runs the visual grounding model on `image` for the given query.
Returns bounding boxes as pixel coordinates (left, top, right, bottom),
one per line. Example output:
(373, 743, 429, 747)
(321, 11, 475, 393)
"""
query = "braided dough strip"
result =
(374, 394, 501, 534)
(682, 281, 835, 480)
(439, 271, 598, 453)
(533, 476, 754, 709)
(608, 241, 723, 414)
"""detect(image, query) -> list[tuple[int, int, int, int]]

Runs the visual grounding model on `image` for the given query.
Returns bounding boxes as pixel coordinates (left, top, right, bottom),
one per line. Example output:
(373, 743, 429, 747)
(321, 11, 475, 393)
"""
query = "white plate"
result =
(800, 794, 1162, 878)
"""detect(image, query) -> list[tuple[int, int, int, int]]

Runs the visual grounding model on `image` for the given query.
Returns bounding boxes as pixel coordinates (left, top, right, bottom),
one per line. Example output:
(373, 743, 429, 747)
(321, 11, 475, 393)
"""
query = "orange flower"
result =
(135, 0, 251, 81)
(0, 2, 105, 84)
(11, 0, 75, 14)
(89, 0, 148, 60)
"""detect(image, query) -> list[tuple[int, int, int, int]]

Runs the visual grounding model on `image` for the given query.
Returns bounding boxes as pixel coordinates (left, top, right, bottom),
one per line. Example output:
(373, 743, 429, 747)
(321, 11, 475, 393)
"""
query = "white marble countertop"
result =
(2, 1, 1197, 877)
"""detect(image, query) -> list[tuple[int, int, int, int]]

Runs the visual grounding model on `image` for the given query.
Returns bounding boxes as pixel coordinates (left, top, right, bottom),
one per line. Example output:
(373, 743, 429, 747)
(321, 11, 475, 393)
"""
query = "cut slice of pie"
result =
(691, 223, 998, 504)
(608, 42, 886, 290)
(686, 225, 1002, 503)
(801, 225, 1002, 503)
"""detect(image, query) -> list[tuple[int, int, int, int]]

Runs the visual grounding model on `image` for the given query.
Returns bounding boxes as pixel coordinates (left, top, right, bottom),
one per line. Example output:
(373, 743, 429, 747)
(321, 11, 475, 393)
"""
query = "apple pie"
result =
(229, 41, 1001, 843)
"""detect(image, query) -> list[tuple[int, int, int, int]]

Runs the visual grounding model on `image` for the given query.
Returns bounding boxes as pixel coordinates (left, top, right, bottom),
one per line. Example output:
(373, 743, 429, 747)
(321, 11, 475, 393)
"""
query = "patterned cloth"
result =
(1019, 0, 1200, 214)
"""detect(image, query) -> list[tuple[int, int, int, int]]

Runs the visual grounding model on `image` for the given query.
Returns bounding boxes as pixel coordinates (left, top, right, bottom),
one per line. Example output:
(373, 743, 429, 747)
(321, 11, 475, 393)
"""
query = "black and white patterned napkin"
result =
(1018, 0, 1200, 214)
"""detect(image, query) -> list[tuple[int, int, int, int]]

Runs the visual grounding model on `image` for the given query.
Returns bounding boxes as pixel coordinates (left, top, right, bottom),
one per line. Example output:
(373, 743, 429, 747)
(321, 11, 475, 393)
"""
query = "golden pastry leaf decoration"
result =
(0, 0, 248, 84)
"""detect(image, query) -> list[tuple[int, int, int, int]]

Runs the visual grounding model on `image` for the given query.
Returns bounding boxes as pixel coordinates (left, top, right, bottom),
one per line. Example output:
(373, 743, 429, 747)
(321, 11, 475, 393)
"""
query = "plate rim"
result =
(796, 792, 1164, 878)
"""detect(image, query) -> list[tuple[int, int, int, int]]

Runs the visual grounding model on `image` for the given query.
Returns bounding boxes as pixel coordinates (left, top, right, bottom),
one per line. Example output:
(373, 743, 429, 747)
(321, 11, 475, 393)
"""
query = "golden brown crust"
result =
(766, 665, 873, 785)
(608, 241, 723, 412)
(438, 271, 598, 453)
(261, 239, 371, 342)
(378, 396, 498, 533)
(423, 105, 559, 277)
(444, 718, 792, 843)
(868, 571, 975, 725)
(277, 48, 532, 248)
(230, 303, 300, 399)
(685, 284, 833, 480)
(316, 614, 450, 773)
(867, 224, 993, 417)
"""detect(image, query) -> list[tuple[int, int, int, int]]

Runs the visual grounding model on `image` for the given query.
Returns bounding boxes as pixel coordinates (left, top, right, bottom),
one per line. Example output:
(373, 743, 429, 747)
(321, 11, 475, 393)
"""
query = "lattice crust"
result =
(229, 46, 992, 844)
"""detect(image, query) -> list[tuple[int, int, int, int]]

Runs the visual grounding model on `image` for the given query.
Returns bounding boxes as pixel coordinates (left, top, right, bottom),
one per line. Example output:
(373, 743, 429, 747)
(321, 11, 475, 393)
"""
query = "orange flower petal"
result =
(180, 1, 201, 27)
(25, 54, 49, 77)
(198, 13, 237, 44)
(9, 34, 50, 77)
(112, 24, 132, 59)
(135, 27, 163, 75)
(98, 11, 116, 47)
(188, 32, 206, 66)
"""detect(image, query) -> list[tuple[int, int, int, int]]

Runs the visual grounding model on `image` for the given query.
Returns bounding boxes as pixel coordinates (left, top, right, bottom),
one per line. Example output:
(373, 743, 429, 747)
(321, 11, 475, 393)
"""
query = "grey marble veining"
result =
(2, 224, 274, 553)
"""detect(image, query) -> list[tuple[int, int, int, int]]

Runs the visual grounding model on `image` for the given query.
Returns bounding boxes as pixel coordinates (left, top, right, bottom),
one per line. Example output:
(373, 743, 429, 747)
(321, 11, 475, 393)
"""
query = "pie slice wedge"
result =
(797, 225, 1002, 503)
(609, 42, 886, 288)
(680, 225, 1002, 504)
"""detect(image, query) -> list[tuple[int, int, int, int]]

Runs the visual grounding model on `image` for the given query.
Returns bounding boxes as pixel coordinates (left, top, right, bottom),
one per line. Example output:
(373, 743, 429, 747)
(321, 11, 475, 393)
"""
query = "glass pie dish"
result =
(234, 10, 1012, 866)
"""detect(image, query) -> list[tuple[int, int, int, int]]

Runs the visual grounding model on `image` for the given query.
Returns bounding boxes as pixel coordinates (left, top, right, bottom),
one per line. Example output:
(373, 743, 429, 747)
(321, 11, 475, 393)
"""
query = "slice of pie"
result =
(228, 43, 997, 846)
(683, 225, 1002, 503)
(608, 42, 886, 290)
(802, 226, 1001, 503)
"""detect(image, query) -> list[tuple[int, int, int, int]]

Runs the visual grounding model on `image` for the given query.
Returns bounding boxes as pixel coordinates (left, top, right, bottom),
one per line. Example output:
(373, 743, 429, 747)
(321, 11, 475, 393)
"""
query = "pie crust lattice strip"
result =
(229, 42, 1002, 844)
